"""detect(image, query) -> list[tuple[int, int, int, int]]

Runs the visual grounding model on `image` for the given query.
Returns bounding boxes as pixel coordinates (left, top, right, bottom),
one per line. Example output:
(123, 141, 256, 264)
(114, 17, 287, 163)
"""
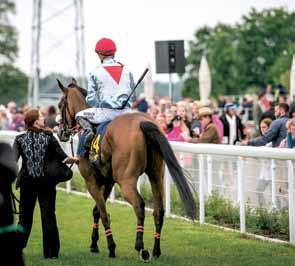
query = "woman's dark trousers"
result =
(18, 178, 60, 258)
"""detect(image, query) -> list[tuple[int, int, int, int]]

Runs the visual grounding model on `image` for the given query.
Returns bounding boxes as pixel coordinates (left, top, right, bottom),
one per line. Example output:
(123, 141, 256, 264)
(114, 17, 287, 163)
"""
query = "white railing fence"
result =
(1, 131, 294, 244)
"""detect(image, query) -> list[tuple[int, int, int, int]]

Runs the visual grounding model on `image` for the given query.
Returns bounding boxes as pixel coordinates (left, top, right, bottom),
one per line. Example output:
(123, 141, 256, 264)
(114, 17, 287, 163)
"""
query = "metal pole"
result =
(288, 160, 295, 244)
(199, 154, 205, 224)
(271, 159, 277, 208)
(237, 158, 246, 234)
(168, 73, 173, 102)
(79, 0, 86, 89)
(28, 0, 37, 106)
(74, 0, 81, 82)
(33, 0, 42, 107)
(165, 166, 171, 217)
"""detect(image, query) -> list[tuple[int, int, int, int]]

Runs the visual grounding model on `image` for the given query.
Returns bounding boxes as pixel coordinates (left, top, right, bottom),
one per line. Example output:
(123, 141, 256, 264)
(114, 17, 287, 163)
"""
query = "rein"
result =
(61, 92, 81, 169)
(69, 134, 75, 169)
(10, 190, 20, 215)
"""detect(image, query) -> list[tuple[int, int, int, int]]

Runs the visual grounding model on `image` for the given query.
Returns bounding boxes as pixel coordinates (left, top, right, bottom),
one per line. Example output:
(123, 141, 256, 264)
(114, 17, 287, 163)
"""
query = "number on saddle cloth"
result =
(89, 120, 112, 163)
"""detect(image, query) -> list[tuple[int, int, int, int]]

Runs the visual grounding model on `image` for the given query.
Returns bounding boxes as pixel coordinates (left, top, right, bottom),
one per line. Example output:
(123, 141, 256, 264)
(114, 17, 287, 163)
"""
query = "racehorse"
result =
(56, 79, 196, 261)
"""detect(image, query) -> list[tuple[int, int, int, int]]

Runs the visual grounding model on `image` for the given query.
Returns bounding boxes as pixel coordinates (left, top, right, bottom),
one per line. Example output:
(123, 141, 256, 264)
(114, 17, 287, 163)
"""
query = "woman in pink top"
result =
(166, 115, 189, 142)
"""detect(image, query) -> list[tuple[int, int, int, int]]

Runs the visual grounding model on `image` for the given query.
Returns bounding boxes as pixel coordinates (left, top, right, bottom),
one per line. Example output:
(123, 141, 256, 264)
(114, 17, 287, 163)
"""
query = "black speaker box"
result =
(155, 40, 185, 74)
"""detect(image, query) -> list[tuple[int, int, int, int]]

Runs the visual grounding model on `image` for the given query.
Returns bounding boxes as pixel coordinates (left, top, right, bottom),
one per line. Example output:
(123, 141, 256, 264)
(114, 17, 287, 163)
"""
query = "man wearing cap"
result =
(76, 38, 135, 147)
(187, 107, 220, 144)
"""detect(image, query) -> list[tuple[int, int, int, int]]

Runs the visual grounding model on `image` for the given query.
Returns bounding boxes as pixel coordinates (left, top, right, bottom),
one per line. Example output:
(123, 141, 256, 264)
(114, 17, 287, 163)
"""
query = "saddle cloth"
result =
(77, 120, 111, 161)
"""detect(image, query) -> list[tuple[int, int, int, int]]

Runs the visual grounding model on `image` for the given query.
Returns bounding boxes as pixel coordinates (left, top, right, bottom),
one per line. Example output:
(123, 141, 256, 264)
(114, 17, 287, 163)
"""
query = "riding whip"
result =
(118, 68, 149, 110)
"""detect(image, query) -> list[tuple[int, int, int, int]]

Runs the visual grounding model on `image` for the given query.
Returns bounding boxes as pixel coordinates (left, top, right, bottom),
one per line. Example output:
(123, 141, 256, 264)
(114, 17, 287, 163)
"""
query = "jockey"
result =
(76, 38, 136, 147)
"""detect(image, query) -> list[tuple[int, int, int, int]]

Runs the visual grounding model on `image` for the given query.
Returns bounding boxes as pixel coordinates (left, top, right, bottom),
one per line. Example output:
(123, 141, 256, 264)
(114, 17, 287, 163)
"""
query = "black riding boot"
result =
(77, 118, 95, 148)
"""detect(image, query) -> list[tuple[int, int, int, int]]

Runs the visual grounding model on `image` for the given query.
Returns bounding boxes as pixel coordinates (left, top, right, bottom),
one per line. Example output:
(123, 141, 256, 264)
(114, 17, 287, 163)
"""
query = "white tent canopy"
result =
(290, 55, 295, 101)
(143, 63, 155, 104)
(198, 55, 212, 104)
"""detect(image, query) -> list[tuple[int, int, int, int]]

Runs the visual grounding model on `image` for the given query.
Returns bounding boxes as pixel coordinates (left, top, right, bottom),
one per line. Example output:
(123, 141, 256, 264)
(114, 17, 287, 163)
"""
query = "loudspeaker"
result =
(155, 40, 185, 74)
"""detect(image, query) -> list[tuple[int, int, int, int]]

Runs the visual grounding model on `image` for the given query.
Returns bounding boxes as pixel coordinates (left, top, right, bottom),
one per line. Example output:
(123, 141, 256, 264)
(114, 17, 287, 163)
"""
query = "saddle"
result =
(77, 121, 111, 163)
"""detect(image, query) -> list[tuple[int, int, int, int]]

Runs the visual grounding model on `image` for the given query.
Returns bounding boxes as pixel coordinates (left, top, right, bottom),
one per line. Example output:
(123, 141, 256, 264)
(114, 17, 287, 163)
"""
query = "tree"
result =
(0, 64, 28, 104)
(183, 8, 295, 99)
(238, 8, 295, 88)
(0, 0, 28, 104)
(183, 24, 244, 98)
(0, 0, 18, 63)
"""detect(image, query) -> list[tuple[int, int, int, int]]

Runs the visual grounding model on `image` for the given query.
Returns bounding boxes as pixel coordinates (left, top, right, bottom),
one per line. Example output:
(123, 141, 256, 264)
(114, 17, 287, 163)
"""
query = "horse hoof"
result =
(152, 249, 161, 258)
(139, 249, 151, 263)
(90, 246, 99, 253)
(109, 252, 116, 258)
(109, 251, 116, 258)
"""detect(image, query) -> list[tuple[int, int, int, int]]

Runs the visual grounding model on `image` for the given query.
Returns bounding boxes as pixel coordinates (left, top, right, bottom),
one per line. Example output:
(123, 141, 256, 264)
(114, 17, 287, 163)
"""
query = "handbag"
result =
(45, 159, 73, 184)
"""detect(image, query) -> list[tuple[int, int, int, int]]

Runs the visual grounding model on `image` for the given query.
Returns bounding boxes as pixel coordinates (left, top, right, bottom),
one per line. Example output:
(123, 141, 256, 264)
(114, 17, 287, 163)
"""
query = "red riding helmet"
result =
(95, 38, 116, 56)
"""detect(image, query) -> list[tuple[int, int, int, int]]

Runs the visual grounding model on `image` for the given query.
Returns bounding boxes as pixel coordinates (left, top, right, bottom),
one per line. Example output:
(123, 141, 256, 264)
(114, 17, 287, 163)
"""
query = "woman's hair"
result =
(260, 118, 272, 128)
(24, 108, 39, 129)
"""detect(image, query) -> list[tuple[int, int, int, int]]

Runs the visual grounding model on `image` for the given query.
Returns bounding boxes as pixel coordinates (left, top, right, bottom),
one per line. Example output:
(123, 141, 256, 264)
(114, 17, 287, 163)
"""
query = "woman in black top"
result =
(13, 108, 78, 259)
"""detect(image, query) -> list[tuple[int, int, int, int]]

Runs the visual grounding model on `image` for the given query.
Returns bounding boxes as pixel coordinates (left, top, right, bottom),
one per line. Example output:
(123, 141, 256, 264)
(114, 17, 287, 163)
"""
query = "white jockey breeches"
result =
(75, 108, 131, 124)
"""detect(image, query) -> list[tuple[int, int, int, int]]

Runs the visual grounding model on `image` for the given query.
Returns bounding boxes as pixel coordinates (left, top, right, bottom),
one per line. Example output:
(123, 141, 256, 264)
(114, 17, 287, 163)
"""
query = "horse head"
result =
(56, 78, 88, 142)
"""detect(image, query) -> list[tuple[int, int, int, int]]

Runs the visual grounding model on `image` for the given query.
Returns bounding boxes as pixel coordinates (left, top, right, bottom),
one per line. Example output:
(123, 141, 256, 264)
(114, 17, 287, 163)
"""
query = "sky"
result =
(13, 0, 295, 82)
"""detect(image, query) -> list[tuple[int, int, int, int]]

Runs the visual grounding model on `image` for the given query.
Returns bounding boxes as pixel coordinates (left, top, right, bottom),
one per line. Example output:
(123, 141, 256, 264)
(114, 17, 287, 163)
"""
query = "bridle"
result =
(59, 89, 78, 168)
(60, 91, 77, 137)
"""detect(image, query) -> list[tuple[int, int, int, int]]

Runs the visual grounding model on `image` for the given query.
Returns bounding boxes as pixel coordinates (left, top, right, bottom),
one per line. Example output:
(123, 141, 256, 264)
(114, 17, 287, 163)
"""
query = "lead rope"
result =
(69, 134, 75, 169)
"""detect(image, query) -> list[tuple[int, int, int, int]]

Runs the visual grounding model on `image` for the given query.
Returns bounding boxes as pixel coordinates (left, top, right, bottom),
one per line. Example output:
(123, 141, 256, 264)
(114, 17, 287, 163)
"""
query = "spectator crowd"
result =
(1, 83, 295, 149)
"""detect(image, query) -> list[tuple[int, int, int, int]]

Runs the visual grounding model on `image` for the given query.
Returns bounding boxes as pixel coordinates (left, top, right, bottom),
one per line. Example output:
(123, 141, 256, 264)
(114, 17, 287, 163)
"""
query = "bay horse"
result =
(56, 79, 196, 260)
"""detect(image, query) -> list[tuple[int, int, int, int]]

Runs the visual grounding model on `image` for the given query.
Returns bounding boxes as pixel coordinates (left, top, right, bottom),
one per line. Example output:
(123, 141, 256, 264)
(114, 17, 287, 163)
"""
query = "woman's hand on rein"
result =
(64, 156, 80, 164)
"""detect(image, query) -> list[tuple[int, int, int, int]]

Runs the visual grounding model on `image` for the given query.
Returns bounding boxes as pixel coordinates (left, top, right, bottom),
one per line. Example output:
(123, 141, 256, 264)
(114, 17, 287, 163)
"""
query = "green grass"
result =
(23, 191, 295, 266)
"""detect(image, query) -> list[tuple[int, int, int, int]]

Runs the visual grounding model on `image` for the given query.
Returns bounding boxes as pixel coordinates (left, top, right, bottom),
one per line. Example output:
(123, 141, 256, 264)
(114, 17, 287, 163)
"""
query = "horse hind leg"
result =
(120, 182, 150, 260)
(147, 160, 165, 258)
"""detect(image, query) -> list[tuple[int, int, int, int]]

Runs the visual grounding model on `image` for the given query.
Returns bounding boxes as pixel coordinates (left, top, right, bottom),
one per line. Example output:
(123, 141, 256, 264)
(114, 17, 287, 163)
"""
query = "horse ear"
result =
(56, 79, 68, 94)
(71, 78, 77, 85)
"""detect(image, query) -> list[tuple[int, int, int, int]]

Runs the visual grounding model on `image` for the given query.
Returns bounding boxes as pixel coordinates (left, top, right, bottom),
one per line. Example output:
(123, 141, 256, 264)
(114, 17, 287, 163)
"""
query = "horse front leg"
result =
(86, 180, 116, 258)
(90, 183, 114, 254)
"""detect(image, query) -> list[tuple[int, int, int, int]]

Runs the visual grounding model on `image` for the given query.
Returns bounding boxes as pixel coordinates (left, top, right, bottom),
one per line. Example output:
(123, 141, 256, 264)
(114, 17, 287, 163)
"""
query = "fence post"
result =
(288, 160, 295, 244)
(271, 159, 277, 208)
(207, 155, 213, 196)
(66, 180, 71, 193)
(199, 154, 205, 224)
(137, 175, 142, 195)
(110, 186, 115, 203)
(237, 158, 246, 234)
(165, 166, 171, 217)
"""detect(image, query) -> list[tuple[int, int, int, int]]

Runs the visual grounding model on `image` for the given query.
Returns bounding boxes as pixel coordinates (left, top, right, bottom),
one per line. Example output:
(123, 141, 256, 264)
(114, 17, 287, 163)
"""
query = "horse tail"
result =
(140, 121, 197, 220)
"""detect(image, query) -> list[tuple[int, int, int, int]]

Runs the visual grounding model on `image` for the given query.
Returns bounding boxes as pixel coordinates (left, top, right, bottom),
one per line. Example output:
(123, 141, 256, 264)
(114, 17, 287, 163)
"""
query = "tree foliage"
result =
(0, 64, 28, 104)
(183, 7, 295, 99)
(0, 0, 28, 104)
(0, 0, 17, 63)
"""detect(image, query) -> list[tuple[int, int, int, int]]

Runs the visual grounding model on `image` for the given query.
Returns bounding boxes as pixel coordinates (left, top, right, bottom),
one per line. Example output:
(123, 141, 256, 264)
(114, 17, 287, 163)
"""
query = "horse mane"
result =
(68, 83, 87, 98)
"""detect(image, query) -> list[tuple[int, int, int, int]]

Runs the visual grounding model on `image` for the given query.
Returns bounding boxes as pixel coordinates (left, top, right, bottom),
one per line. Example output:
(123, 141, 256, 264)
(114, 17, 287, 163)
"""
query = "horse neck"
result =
(69, 89, 88, 116)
